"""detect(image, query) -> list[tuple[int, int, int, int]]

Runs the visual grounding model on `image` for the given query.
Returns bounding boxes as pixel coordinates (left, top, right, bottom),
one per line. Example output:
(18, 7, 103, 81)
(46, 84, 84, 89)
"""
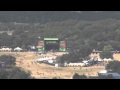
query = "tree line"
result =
(0, 18, 119, 62)
(1, 11, 120, 23)
(1, 19, 120, 51)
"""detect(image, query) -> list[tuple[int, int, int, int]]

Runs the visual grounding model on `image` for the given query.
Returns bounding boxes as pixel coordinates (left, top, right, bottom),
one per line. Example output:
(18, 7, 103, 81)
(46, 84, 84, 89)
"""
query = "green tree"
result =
(0, 67, 34, 79)
(60, 54, 69, 63)
(85, 39, 98, 50)
(100, 45, 113, 59)
(100, 50, 113, 59)
(73, 73, 87, 79)
(6, 67, 33, 79)
(73, 73, 81, 79)
(0, 55, 34, 79)
(97, 42, 106, 51)
(103, 45, 113, 51)
(0, 55, 16, 66)
(0, 69, 8, 79)
(59, 45, 92, 63)
(106, 61, 120, 73)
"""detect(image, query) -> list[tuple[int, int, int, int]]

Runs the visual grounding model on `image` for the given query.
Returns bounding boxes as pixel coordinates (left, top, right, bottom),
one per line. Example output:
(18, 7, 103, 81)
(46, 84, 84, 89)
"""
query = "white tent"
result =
(99, 70, 107, 73)
(48, 60, 53, 63)
(36, 57, 52, 62)
(103, 58, 113, 61)
(14, 47, 22, 51)
(0, 47, 12, 52)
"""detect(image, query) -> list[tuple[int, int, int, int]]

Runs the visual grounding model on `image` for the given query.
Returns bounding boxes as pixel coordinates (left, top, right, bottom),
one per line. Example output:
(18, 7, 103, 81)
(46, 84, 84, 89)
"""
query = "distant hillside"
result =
(0, 11, 120, 23)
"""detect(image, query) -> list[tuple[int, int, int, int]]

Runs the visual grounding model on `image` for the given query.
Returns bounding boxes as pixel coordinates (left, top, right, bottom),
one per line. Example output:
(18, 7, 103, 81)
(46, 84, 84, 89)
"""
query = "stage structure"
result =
(37, 37, 67, 52)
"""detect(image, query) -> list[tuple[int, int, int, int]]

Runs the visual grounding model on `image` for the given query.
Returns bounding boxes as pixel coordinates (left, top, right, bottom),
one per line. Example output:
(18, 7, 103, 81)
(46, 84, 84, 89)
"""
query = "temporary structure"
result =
(14, 47, 22, 51)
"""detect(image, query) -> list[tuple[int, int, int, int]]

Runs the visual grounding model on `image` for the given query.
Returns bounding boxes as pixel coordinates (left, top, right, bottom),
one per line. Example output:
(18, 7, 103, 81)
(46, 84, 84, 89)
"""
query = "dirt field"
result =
(0, 52, 105, 79)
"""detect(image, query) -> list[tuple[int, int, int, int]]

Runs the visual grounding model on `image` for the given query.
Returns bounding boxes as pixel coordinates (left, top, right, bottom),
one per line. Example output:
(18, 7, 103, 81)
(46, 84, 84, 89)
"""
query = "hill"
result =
(0, 11, 120, 23)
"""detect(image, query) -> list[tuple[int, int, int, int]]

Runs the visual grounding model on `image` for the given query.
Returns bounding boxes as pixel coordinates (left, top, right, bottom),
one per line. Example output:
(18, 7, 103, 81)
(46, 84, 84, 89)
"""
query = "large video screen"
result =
(59, 41, 67, 52)
(38, 41, 45, 51)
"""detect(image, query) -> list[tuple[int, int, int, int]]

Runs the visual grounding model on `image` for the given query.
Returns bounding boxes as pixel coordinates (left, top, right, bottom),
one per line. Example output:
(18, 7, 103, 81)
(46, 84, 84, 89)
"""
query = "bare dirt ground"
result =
(0, 52, 105, 79)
